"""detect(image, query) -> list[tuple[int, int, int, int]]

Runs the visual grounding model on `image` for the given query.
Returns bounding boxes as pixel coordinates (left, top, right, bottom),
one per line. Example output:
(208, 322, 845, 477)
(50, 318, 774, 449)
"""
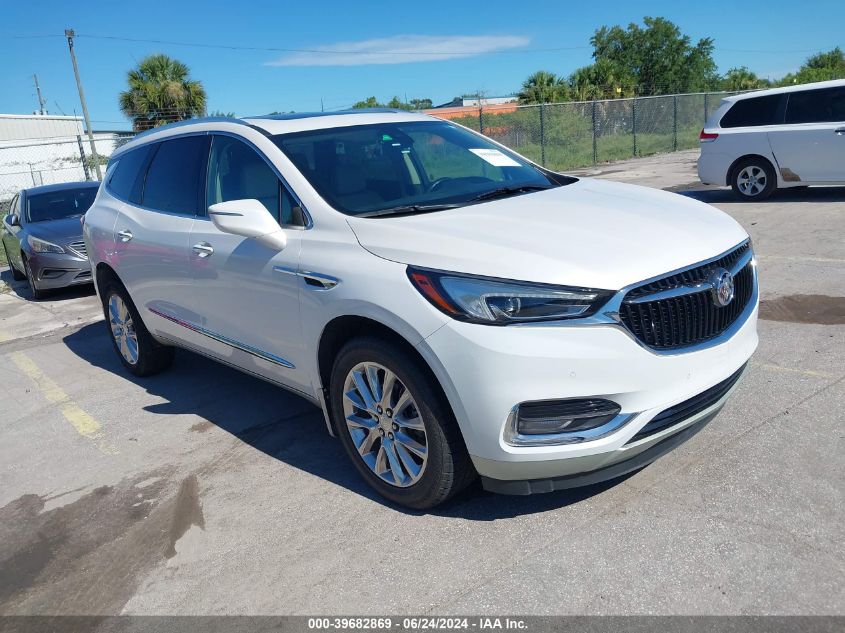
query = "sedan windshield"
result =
(27, 187, 98, 223)
(273, 121, 567, 217)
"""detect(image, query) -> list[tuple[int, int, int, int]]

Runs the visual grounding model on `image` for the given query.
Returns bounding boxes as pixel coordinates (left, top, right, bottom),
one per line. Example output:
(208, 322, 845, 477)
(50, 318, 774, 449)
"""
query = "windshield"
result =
(273, 121, 565, 217)
(26, 186, 98, 223)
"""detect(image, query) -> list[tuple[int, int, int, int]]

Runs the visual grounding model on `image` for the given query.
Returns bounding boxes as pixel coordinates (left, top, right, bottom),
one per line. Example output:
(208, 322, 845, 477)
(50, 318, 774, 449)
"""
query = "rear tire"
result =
(730, 157, 776, 201)
(102, 280, 174, 377)
(329, 336, 475, 509)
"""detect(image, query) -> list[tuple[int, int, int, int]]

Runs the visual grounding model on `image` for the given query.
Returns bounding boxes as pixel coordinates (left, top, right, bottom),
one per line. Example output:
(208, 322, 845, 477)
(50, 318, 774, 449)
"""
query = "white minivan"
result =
(698, 79, 845, 199)
(84, 110, 757, 508)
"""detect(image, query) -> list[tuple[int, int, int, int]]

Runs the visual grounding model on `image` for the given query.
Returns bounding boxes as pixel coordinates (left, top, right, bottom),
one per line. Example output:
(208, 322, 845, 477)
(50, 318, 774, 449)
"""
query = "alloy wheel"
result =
(108, 294, 139, 365)
(737, 165, 767, 197)
(342, 362, 428, 487)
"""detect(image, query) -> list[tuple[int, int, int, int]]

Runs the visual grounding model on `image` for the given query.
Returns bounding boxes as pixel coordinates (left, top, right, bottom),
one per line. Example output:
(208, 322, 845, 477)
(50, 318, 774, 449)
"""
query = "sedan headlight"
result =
(27, 235, 65, 254)
(408, 267, 613, 324)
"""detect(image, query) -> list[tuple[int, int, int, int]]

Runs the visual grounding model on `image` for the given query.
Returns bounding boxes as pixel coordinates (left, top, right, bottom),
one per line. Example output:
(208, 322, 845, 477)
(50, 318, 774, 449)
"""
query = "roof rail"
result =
(248, 108, 412, 121)
(130, 116, 250, 142)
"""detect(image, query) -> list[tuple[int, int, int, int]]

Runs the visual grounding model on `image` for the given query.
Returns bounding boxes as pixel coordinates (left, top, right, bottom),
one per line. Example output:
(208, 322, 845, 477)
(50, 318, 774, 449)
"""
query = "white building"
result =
(0, 114, 129, 205)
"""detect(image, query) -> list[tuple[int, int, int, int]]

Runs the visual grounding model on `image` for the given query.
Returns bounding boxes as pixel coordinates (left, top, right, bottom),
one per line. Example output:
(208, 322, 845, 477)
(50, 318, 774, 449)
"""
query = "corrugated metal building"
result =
(0, 113, 85, 142)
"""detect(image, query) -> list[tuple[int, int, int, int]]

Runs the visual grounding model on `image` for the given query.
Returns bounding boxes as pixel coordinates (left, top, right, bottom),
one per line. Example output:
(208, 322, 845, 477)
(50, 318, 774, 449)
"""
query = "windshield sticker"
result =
(469, 148, 521, 167)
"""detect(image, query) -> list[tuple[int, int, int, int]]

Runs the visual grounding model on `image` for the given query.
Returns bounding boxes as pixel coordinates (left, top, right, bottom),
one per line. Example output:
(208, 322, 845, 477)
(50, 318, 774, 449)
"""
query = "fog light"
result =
(505, 398, 627, 446)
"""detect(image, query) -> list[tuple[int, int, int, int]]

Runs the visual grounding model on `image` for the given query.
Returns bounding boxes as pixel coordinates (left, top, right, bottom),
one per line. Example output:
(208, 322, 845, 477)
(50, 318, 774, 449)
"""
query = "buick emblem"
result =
(709, 268, 735, 307)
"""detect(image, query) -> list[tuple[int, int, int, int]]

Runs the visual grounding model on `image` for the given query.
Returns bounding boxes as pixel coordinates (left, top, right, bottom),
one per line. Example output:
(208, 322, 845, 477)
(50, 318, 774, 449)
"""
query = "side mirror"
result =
(4, 213, 19, 227)
(208, 199, 287, 251)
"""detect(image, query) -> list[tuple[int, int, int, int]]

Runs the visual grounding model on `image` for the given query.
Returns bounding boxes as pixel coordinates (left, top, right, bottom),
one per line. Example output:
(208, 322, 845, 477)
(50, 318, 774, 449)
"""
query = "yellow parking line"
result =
(9, 351, 117, 454)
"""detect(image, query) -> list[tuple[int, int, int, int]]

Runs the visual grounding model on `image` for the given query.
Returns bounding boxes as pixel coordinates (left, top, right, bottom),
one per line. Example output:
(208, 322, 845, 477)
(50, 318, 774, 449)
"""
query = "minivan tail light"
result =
(699, 129, 719, 142)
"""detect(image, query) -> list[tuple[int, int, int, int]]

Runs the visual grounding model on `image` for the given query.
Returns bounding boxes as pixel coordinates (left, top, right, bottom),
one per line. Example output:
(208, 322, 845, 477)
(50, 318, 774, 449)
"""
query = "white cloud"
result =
(265, 34, 530, 67)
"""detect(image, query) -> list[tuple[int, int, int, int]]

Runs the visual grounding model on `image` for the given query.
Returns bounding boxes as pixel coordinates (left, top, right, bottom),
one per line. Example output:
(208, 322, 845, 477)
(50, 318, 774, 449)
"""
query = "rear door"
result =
(187, 134, 308, 391)
(767, 86, 845, 183)
(114, 135, 209, 340)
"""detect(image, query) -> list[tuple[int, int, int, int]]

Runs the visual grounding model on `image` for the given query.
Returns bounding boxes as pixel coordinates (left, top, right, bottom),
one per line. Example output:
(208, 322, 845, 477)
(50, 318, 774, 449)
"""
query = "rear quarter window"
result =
(107, 146, 151, 204)
(720, 94, 784, 128)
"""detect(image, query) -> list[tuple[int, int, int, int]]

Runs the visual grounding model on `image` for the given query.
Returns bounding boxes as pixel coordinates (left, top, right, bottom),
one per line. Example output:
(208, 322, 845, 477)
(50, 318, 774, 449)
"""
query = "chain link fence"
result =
(0, 134, 133, 213)
(436, 90, 738, 170)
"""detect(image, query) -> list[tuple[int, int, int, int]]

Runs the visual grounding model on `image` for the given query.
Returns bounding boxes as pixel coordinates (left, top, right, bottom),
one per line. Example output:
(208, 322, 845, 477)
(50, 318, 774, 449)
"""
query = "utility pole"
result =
(65, 29, 102, 180)
(33, 75, 47, 115)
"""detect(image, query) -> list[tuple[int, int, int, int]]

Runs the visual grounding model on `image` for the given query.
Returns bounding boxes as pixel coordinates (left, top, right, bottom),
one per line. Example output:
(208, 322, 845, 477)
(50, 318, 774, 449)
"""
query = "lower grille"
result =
(67, 240, 88, 259)
(619, 242, 754, 350)
(626, 363, 747, 444)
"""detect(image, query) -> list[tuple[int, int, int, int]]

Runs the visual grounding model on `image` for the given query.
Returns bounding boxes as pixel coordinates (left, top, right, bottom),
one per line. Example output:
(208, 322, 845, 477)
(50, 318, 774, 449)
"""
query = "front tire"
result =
(731, 158, 776, 201)
(22, 256, 46, 299)
(102, 281, 174, 377)
(1, 243, 26, 280)
(329, 336, 475, 509)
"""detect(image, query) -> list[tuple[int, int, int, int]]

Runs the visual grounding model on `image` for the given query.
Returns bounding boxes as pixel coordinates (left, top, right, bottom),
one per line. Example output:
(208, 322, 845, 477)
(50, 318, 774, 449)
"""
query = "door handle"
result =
(192, 242, 214, 258)
(118, 230, 133, 242)
(835, 127, 845, 135)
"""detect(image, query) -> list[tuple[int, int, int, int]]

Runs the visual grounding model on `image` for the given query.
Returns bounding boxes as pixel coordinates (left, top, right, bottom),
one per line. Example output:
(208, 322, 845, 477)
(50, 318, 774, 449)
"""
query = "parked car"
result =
(698, 79, 845, 200)
(84, 110, 758, 509)
(1, 181, 98, 298)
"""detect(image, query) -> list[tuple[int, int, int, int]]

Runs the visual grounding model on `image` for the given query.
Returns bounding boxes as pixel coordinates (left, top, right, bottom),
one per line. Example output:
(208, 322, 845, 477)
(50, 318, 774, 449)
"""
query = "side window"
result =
(207, 135, 303, 226)
(785, 87, 845, 124)
(142, 136, 208, 215)
(107, 146, 150, 204)
(720, 95, 783, 128)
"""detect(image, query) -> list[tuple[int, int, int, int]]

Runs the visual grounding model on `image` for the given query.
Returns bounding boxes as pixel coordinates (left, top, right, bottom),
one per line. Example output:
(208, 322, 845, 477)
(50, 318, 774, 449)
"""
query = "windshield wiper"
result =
(358, 203, 464, 218)
(470, 184, 552, 202)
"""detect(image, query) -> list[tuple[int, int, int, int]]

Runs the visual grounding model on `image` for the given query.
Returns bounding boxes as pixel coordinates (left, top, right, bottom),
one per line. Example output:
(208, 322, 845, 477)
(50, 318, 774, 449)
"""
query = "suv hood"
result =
(347, 178, 748, 290)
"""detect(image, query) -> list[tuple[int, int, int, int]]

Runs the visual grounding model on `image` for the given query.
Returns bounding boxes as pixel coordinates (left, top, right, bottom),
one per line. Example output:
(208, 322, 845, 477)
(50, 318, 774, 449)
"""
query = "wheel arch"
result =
(316, 315, 466, 448)
(727, 153, 779, 187)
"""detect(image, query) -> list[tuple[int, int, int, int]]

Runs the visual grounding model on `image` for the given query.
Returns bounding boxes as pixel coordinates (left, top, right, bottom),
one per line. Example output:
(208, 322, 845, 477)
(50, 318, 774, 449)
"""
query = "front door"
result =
(187, 134, 308, 393)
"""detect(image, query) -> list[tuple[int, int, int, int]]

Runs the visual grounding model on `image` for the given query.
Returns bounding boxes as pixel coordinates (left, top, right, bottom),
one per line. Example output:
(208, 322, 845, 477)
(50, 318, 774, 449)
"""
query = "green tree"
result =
(517, 71, 569, 104)
(587, 17, 718, 95)
(209, 110, 237, 118)
(569, 58, 636, 100)
(409, 98, 433, 110)
(721, 67, 769, 91)
(779, 47, 845, 85)
(352, 96, 382, 109)
(119, 54, 206, 131)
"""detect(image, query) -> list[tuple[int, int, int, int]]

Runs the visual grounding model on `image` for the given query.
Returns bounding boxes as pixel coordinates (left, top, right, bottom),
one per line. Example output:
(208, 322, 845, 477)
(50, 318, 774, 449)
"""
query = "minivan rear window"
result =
(720, 95, 783, 128)
(785, 87, 845, 124)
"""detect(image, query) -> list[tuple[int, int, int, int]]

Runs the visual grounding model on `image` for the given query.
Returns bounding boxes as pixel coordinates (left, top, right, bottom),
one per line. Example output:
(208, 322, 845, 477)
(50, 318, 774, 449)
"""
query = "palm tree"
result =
(119, 54, 207, 131)
(517, 71, 569, 105)
(722, 67, 768, 92)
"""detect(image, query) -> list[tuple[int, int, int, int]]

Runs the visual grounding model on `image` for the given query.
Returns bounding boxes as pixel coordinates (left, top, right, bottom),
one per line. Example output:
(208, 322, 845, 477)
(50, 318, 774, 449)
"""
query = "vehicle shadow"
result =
(62, 322, 631, 519)
(0, 267, 96, 302)
(677, 185, 845, 204)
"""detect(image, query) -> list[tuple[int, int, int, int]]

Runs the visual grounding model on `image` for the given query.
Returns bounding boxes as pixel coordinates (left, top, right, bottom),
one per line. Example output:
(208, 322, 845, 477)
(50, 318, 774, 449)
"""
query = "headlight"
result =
(407, 267, 613, 324)
(27, 235, 65, 254)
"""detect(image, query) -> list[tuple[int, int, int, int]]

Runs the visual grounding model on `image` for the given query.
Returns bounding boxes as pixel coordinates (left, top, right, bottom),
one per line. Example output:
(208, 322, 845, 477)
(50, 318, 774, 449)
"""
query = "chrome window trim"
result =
(148, 307, 295, 369)
(513, 239, 757, 357)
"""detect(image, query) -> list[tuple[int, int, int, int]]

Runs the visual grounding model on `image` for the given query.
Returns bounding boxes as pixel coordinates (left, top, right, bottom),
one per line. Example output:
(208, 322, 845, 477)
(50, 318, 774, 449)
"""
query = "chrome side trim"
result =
(627, 248, 753, 304)
(148, 307, 295, 369)
(272, 266, 340, 290)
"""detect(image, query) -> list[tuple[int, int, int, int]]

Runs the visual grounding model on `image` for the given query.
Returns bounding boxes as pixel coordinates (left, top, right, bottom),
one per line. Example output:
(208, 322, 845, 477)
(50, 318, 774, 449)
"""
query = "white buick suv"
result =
(84, 110, 758, 508)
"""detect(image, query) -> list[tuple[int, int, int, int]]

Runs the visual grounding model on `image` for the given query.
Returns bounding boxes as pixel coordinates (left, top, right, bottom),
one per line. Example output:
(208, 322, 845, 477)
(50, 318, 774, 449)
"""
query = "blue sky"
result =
(2, 0, 843, 130)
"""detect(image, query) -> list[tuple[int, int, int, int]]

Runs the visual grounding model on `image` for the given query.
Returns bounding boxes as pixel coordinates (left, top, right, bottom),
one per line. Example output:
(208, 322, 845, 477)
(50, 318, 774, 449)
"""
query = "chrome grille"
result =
(618, 242, 754, 350)
(67, 240, 88, 260)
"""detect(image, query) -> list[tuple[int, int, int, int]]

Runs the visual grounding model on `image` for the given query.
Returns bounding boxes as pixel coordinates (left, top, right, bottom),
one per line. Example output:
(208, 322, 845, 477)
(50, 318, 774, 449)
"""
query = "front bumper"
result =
(417, 295, 758, 486)
(28, 251, 92, 289)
